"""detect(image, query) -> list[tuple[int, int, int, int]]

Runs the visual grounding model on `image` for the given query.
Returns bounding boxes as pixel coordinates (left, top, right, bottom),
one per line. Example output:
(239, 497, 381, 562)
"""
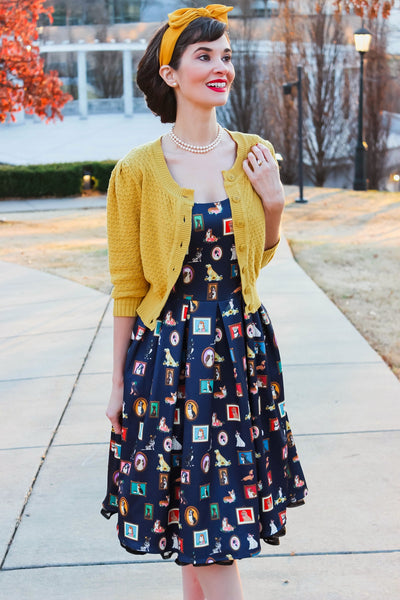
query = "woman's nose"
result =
(213, 59, 228, 74)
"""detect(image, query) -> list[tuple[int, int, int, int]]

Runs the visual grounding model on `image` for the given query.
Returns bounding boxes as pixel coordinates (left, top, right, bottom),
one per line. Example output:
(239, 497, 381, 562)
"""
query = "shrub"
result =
(90, 161, 117, 193)
(0, 161, 116, 199)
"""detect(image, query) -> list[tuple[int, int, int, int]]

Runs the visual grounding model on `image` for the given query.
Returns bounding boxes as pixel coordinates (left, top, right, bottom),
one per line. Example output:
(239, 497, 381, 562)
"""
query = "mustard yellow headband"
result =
(159, 4, 233, 67)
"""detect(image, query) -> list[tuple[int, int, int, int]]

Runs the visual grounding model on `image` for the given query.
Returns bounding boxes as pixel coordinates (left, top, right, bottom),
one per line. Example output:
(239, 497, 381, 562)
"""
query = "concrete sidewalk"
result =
(0, 216, 399, 599)
(0, 195, 107, 213)
(0, 113, 169, 166)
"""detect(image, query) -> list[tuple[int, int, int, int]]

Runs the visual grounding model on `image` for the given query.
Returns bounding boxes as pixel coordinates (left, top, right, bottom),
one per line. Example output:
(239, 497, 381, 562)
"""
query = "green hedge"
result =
(0, 161, 117, 199)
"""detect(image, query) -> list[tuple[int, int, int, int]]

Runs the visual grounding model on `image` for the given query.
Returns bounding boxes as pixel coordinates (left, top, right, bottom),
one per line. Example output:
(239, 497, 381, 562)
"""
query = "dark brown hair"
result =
(136, 17, 227, 123)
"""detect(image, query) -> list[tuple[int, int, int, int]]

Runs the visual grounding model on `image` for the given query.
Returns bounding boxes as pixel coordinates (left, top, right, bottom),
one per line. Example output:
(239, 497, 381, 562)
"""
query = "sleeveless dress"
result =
(101, 198, 307, 566)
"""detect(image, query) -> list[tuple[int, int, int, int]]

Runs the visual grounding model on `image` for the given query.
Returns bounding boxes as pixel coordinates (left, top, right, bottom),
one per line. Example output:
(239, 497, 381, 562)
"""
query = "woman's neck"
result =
(173, 107, 219, 146)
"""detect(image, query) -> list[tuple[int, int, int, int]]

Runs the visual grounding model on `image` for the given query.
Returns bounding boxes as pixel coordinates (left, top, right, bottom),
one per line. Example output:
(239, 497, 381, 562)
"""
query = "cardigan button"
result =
(241, 266, 246, 274)
(245, 287, 251, 295)
(237, 221, 244, 227)
(232, 195, 240, 202)
(227, 174, 235, 181)
(239, 244, 245, 252)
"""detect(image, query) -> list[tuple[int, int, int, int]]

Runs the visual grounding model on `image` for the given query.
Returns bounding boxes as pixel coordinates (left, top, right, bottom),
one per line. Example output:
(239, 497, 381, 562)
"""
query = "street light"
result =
(283, 65, 307, 203)
(353, 26, 372, 191)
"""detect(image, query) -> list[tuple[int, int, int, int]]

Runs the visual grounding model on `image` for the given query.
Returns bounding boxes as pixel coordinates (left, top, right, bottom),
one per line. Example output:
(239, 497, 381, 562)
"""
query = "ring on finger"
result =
(257, 159, 263, 167)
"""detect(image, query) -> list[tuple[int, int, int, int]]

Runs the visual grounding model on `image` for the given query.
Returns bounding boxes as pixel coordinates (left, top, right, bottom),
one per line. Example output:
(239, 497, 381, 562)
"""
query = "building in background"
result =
(7, 1, 400, 189)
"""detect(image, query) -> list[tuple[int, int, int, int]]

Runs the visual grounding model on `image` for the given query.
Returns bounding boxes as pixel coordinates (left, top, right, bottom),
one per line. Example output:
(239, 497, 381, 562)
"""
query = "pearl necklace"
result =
(170, 125, 223, 154)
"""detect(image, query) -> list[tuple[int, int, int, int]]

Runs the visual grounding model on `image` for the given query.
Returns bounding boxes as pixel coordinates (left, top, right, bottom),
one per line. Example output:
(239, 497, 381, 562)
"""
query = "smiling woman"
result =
(101, 5, 307, 600)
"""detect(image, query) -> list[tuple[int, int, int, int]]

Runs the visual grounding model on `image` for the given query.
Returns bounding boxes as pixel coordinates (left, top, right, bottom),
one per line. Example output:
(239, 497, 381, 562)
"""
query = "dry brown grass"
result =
(282, 186, 400, 379)
(0, 209, 111, 294)
(0, 186, 399, 380)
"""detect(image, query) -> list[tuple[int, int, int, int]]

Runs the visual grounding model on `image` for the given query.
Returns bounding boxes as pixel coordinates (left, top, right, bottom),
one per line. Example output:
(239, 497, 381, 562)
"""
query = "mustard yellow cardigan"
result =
(107, 130, 279, 330)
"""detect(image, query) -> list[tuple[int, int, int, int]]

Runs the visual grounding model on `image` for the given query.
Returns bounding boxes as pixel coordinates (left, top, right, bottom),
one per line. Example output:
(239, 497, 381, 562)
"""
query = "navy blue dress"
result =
(102, 199, 307, 565)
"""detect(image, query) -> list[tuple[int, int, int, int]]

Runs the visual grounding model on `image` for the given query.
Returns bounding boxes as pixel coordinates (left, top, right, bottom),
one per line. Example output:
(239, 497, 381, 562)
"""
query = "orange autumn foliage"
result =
(0, 0, 72, 123)
(330, 0, 393, 19)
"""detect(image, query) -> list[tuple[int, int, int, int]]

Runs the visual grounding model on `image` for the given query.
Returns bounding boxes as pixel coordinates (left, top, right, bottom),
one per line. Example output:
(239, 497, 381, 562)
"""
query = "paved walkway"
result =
(0, 113, 169, 165)
(0, 198, 399, 599)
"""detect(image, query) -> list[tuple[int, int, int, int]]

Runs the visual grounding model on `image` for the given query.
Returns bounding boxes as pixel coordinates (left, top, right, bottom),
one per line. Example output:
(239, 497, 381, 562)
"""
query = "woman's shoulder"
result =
(115, 137, 162, 175)
(226, 130, 275, 155)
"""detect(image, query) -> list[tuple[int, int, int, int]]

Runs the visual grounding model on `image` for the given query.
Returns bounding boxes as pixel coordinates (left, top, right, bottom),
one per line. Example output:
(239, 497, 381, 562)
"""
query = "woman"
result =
(101, 5, 307, 599)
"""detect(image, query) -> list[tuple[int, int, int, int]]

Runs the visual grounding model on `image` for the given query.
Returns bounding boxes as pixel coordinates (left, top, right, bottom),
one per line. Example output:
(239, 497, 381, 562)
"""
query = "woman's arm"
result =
(106, 159, 145, 433)
(107, 160, 149, 316)
(242, 143, 285, 250)
(106, 315, 136, 434)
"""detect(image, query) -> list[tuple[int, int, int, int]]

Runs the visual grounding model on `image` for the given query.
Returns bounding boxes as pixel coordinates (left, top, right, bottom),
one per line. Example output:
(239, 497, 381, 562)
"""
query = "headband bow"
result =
(159, 4, 233, 67)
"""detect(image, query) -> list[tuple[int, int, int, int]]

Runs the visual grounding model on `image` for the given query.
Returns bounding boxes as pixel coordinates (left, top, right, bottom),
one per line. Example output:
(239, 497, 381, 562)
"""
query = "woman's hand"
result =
(106, 382, 124, 435)
(243, 143, 285, 249)
(243, 143, 285, 212)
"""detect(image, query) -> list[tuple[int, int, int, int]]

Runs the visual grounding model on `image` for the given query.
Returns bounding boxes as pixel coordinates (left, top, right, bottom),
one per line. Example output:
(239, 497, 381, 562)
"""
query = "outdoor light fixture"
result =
(392, 173, 400, 191)
(82, 171, 92, 190)
(283, 65, 307, 203)
(354, 27, 372, 54)
(353, 26, 372, 191)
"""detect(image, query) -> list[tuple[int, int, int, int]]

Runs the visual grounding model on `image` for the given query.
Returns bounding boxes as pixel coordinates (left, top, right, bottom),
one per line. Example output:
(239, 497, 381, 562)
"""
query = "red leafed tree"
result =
(331, 0, 393, 19)
(0, 0, 72, 123)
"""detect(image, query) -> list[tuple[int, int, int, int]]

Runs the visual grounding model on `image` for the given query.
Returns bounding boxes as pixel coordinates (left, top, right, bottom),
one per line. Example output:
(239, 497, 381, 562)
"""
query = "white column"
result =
(123, 49, 133, 117)
(77, 50, 88, 119)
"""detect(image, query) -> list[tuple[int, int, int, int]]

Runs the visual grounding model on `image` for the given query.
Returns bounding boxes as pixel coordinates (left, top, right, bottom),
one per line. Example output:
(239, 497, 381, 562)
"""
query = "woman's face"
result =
(173, 34, 235, 110)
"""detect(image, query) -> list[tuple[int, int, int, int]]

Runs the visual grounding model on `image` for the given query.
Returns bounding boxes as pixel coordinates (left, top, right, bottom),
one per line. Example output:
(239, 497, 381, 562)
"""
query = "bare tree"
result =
(263, 0, 300, 184)
(364, 18, 391, 189)
(297, 1, 356, 187)
(219, 4, 267, 135)
(91, 26, 123, 98)
(384, 57, 400, 114)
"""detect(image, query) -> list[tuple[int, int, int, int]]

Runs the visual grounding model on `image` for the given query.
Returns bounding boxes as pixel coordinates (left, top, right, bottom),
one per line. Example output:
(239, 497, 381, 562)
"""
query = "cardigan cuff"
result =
(113, 296, 142, 317)
(261, 239, 280, 268)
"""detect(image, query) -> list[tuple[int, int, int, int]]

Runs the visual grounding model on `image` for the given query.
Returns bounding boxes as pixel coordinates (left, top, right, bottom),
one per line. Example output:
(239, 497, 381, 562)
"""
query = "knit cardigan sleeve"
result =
(107, 157, 149, 317)
(261, 239, 280, 268)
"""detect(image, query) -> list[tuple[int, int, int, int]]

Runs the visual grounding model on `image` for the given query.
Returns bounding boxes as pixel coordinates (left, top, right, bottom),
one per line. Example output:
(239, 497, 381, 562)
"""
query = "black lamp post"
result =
(353, 26, 372, 191)
(283, 65, 307, 203)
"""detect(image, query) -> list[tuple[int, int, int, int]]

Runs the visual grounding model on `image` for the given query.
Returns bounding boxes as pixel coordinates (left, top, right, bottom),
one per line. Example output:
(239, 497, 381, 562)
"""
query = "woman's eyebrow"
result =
(193, 46, 232, 53)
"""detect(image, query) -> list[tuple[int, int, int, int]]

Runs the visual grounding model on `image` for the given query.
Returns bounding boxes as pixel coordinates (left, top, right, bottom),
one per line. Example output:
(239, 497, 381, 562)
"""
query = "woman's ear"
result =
(159, 65, 178, 88)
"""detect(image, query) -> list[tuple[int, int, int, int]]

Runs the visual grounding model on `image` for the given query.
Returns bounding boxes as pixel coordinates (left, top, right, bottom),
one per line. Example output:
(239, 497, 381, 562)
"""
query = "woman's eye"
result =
(223, 55, 232, 62)
(199, 54, 210, 61)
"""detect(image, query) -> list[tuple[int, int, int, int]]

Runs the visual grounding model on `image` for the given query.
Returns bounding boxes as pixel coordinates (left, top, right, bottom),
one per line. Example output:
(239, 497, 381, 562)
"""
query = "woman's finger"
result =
(111, 417, 122, 435)
(257, 144, 279, 169)
(252, 145, 265, 162)
(106, 408, 122, 434)
(242, 158, 253, 177)
(246, 151, 261, 172)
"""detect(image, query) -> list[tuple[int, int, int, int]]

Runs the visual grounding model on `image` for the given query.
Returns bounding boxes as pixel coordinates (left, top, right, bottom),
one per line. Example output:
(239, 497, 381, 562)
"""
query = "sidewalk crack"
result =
(2, 548, 400, 572)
